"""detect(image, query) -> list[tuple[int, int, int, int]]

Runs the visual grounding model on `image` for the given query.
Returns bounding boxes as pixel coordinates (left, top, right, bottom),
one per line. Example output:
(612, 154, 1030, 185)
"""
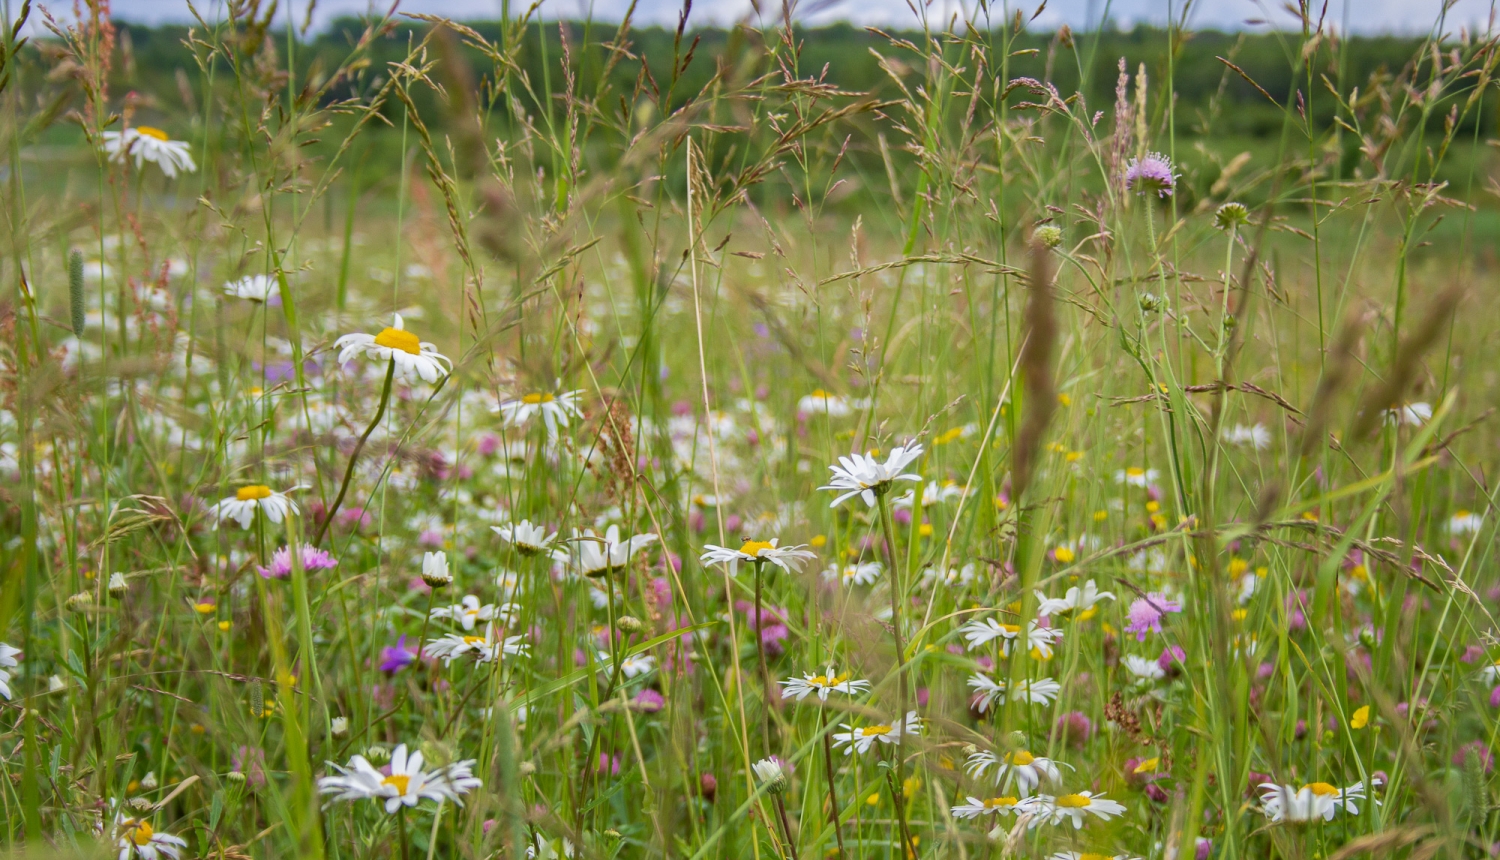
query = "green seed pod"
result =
(68, 249, 85, 337)
(249, 678, 264, 719)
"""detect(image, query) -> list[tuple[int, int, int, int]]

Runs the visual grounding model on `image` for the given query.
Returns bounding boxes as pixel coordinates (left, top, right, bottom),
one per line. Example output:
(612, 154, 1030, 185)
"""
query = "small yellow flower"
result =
(1350, 706, 1370, 729)
(217, 620, 231, 632)
(865, 792, 880, 806)
(1231, 608, 1248, 622)
(1145, 500, 1160, 513)
(1228, 558, 1249, 576)
(1301, 510, 1319, 521)
(1133, 757, 1160, 774)
(1053, 546, 1076, 564)
(918, 523, 934, 537)
(903, 775, 921, 798)
(193, 601, 216, 615)
(1058, 392, 1072, 407)
(1065, 450, 1084, 462)
(1093, 509, 1108, 521)
(809, 534, 827, 548)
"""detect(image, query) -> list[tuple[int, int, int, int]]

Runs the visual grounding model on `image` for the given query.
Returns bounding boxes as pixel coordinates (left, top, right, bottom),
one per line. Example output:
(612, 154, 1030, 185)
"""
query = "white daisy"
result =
(599, 651, 656, 679)
(967, 673, 1062, 712)
(1029, 791, 1128, 829)
(925, 563, 979, 588)
(421, 551, 452, 587)
(1122, 655, 1166, 682)
(318, 744, 481, 813)
(111, 812, 188, 860)
(425, 624, 528, 665)
(964, 749, 1063, 794)
(831, 711, 921, 755)
(101, 126, 196, 178)
(824, 561, 883, 587)
(752, 758, 789, 793)
(208, 485, 300, 530)
(699, 538, 816, 574)
(779, 667, 871, 701)
(1222, 423, 1271, 450)
(1113, 467, 1159, 488)
(430, 595, 498, 631)
(1449, 510, 1484, 535)
(0, 642, 18, 700)
(223, 274, 279, 302)
(496, 390, 584, 436)
(492, 520, 558, 555)
(950, 794, 1037, 819)
(820, 444, 925, 508)
(894, 479, 964, 509)
(1049, 852, 1142, 860)
(797, 389, 853, 417)
(960, 618, 1064, 657)
(558, 526, 657, 578)
(1259, 780, 1374, 823)
(1035, 580, 1115, 619)
(334, 314, 451, 385)
(1383, 402, 1432, 426)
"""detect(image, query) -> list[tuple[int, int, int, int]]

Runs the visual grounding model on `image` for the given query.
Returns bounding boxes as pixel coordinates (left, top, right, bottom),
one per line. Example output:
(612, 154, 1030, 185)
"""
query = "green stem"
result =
(315, 359, 395, 547)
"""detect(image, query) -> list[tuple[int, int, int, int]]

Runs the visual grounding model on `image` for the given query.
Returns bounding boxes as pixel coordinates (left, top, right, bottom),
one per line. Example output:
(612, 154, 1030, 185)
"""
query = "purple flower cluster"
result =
(258, 544, 338, 579)
(1125, 152, 1177, 198)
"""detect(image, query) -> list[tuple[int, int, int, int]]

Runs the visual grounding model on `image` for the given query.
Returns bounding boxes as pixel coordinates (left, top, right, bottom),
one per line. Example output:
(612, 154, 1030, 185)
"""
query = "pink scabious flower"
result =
(1124, 592, 1182, 641)
(1125, 152, 1177, 197)
(257, 544, 337, 579)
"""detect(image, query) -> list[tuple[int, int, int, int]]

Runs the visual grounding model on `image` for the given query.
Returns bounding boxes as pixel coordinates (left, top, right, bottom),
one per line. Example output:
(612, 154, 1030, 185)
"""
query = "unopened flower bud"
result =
(364, 746, 390, 765)
(1033, 224, 1063, 249)
(1214, 201, 1249, 231)
(128, 796, 152, 811)
(108, 572, 129, 599)
(752, 758, 788, 795)
(225, 771, 247, 785)
(140, 772, 158, 790)
(519, 761, 537, 776)
(1138, 292, 1166, 314)
(330, 717, 348, 737)
(616, 615, 645, 634)
(66, 592, 93, 612)
(421, 551, 452, 588)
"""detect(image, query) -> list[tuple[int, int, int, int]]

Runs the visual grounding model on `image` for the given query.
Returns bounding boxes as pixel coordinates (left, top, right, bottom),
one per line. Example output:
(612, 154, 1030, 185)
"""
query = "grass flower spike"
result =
(335, 313, 451, 384)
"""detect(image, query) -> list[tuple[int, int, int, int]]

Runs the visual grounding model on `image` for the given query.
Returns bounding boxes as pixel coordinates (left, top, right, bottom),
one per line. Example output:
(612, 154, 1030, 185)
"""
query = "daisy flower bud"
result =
(1215, 201, 1250, 231)
(421, 551, 452, 588)
(331, 717, 349, 736)
(363, 746, 391, 765)
(226, 771, 247, 785)
(108, 572, 129, 599)
(616, 615, 645, 634)
(752, 758, 788, 795)
(66, 592, 93, 612)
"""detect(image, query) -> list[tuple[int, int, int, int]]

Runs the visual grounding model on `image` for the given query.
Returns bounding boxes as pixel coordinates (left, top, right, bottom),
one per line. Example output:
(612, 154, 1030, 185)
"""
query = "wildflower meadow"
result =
(0, 2, 1496, 859)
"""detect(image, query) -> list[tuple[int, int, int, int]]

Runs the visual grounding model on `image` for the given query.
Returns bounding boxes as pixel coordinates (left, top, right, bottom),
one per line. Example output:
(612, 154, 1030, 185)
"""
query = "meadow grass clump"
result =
(0, 2, 1497, 859)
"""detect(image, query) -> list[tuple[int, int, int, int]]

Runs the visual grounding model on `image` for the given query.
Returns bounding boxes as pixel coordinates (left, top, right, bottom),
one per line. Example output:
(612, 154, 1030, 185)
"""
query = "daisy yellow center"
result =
(463, 636, 486, 646)
(1305, 782, 1339, 797)
(236, 485, 272, 501)
(1007, 751, 1035, 766)
(1055, 793, 1092, 808)
(128, 820, 155, 845)
(983, 797, 1018, 809)
(860, 725, 892, 737)
(1080, 855, 1113, 860)
(1126, 467, 1145, 478)
(135, 126, 168, 141)
(522, 393, 555, 404)
(810, 673, 849, 687)
(1001, 623, 1021, 635)
(739, 539, 775, 557)
(381, 774, 411, 795)
(373, 327, 422, 355)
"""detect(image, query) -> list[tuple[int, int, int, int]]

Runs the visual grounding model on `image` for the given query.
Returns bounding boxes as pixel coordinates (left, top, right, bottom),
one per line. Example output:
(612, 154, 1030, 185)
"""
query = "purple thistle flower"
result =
(379, 635, 417, 674)
(258, 544, 338, 579)
(1124, 592, 1182, 641)
(1125, 152, 1177, 198)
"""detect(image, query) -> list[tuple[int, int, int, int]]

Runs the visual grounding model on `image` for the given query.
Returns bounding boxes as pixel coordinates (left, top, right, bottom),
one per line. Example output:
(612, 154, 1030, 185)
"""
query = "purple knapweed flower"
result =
(1125, 152, 1177, 198)
(1124, 592, 1182, 641)
(258, 544, 338, 579)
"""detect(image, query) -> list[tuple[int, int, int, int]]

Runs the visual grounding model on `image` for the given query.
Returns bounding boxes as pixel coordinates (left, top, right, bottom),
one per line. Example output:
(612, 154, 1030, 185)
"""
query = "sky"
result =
(31, 0, 1495, 33)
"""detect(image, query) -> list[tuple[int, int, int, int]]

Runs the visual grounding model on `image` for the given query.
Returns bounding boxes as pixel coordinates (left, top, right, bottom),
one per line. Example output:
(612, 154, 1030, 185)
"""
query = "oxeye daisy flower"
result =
(111, 812, 188, 860)
(820, 443, 924, 508)
(700, 538, 816, 574)
(1030, 791, 1128, 829)
(1113, 467, 1158, 488)
(1449, 510, 1484, 535)
(1259, 780, 1375, 823)
(1382, 402, 1431, 426)
(209, 485, 300, 530)
(496, 390, 583, 436)
(0, 642, 19, 700)
(797, 389, 853, 417)
(824, 561, 882, 587)
(430, 595, 499, 631)
(1222, 423, 1271, 450)
(492, 520, 558, 556)
(425, 624, 528, 665)
(960, 618, 1064, 657)
(964, 749, 1064, 794)
(101, 126, 197, 177)
(1124, 593, 1182, 641)
(1049, 852, 1143, 860)
(257, 544, 337, 580)
(597, 651, 657, 679)
(559, 526, 658, 578)
(1122, 654, 1166, 682)
(1124, 152, 1176, 198)
(334, 314, 450, 384)
(831, 711, 921, 755)
(421, 551, 452, 588)
(318, 744, 481, 813)
(1035, 580, 1115, 619)
(950, 794, 1036, 819)
(779, 667, 871, 701)
(967, 673, 1062, 712)
(752, 757, 789, 794)
(223, 274, 279, 302)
